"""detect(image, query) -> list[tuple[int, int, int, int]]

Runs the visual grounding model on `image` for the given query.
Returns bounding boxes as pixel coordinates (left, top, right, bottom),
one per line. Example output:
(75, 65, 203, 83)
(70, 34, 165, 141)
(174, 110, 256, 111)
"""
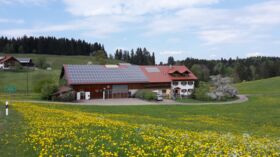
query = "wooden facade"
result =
(71, 82, 171, 99)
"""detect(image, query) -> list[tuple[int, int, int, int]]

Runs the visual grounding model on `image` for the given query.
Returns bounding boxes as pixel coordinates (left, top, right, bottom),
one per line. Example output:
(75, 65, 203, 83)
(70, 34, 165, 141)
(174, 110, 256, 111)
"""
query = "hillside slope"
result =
(235, 77, 280, 94)
(0, 53, 120, 69)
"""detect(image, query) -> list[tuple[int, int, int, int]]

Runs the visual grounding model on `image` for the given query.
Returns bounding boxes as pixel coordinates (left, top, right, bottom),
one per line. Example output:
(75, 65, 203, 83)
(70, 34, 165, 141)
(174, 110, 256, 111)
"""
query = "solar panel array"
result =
(66, 65, 149, 84)
(145, 67, 160, 73)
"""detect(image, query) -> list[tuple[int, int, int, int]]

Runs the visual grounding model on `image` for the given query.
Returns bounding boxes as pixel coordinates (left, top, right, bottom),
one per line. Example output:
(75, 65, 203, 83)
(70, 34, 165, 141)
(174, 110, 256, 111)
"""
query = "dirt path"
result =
(11, 95, 248, 106)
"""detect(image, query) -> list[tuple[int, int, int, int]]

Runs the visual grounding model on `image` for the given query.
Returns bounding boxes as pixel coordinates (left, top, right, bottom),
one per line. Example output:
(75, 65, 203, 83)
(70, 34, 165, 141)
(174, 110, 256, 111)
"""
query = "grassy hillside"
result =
(0, 53, 120, 69)
(235, 77, 280, 94)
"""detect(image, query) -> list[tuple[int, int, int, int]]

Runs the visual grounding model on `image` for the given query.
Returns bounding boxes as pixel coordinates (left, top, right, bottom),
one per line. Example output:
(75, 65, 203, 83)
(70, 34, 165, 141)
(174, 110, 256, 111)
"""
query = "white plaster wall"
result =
(171, 81, 195, 96)
(0, 63, 4, 69)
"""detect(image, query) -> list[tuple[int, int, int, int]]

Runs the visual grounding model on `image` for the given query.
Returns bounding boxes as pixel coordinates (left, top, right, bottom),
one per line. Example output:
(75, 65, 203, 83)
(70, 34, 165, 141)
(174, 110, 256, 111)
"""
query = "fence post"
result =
(5, 101, 8, 116)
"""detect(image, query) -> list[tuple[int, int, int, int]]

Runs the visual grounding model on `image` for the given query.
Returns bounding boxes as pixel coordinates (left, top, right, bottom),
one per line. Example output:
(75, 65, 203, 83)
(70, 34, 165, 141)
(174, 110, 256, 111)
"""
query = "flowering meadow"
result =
(5, 102, 279, 156)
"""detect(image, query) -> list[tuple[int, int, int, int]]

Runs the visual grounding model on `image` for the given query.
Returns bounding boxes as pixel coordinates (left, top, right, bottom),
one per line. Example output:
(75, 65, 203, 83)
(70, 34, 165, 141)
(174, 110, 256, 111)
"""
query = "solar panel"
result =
(145, 67, 160, 73)
(66, 65, 149, 84)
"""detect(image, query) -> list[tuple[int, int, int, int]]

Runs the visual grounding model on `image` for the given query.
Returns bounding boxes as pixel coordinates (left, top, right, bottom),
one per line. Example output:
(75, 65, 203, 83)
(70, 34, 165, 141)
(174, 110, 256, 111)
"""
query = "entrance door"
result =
(174, 87, 181, 98)
(85, 92, 90, 100)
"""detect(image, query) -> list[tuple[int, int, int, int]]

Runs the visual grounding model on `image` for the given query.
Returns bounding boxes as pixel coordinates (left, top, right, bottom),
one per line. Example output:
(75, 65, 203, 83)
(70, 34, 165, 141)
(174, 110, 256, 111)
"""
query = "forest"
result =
(166, 56, 280, 82)
(0, 36, 106, 56)
(114, 48, 155, 65)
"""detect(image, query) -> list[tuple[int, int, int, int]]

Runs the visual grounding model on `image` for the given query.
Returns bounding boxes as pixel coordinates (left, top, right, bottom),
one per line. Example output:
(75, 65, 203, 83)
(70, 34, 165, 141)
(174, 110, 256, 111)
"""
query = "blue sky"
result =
(0, 0, 279, 63)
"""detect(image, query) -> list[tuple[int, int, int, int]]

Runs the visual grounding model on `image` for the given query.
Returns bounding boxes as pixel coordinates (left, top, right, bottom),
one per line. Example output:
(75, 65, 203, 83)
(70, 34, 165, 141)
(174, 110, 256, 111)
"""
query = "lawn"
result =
(0, 69, 60, 95)
(0, 78, 279, 156)
(235, 76, 280, 95)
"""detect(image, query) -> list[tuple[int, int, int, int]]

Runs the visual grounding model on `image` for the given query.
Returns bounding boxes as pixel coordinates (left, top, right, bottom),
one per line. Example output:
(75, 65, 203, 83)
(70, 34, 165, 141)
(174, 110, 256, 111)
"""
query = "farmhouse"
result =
(0, 56, 20, 70)
(60, 64, 197, 100)
(0, 55, 34, 70)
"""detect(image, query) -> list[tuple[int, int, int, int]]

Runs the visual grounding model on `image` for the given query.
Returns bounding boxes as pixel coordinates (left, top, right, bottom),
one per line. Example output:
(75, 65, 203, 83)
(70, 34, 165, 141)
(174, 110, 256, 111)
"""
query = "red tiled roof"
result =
(140, 65, 197, 83)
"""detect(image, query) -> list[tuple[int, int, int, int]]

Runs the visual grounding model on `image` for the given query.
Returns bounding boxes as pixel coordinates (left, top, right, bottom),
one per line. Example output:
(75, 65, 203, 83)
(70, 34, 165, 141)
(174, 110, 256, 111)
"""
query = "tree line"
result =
(0, 36, 106, 56)
(166, 56, 280, 82)
(114, 48, 155, 65)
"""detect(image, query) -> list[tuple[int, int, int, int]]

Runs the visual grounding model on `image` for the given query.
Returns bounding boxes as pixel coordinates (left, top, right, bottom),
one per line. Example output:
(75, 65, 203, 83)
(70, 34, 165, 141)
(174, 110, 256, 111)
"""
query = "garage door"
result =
(112, 85, 128, 98)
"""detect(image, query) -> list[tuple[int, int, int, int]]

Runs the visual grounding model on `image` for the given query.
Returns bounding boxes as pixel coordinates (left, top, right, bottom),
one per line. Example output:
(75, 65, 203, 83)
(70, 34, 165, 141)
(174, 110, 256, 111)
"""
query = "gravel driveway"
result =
(14, 95, 248, 106)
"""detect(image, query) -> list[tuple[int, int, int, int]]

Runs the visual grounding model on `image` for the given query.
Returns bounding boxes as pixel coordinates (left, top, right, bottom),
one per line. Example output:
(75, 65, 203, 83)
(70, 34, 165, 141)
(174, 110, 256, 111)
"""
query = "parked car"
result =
(156, 93, 163, 101)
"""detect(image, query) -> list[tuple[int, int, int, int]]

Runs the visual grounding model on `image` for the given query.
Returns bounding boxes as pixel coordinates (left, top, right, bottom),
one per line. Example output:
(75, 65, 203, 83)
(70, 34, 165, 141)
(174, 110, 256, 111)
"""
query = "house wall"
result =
(0, 63, 4, 69)
(71, 82, 171, 99)
(171, 81, 195, 96)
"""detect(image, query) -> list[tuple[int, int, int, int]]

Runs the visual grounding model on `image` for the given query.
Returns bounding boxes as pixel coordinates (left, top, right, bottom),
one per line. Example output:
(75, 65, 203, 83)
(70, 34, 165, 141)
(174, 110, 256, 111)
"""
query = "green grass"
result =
(176, 97, 238, 103)
(1, 94, 279, 156)
(0, 102, 28, 156)
(235, 76, 280, 94)
(0, 69, 60, 94)
(42, 95, 280, 137)
(0, 53, 120, 70)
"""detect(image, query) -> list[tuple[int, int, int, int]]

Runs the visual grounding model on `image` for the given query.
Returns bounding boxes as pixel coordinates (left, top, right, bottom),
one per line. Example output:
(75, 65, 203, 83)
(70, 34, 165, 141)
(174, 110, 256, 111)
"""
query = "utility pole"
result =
(26, 68, 29, 96)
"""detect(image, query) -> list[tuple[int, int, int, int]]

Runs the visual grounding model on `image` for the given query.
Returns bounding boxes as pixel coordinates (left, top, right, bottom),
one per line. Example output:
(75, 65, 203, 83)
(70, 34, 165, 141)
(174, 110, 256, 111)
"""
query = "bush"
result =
(52, 91, 75, 102)
(194, 76, 239, 101)
(135, 89, 156, 101)
(41, 83, 58, 100)
(193, 82, 211, 101)
(35, 57, 50, 69)
(33, 79, 55, 93)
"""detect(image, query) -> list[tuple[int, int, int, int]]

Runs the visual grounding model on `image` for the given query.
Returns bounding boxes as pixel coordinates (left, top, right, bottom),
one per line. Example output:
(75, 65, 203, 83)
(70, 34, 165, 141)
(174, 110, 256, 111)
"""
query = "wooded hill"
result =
(0, 36, 106, 56)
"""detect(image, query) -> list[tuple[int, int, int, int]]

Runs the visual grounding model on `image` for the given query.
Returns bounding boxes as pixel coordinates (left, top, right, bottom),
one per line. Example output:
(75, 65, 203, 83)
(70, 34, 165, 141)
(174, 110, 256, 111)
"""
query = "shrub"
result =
(35, 57, 50, 69)
(14, 62, 24, 71)
(52, 91, 75, 102)
(209, 75, 238, 101)
(193, 76, 238, 101)
(41, 83, 58, 100)
(135, 89, 156, 101)
(33, 79, 55, 93)
(193, 82, 211, 101)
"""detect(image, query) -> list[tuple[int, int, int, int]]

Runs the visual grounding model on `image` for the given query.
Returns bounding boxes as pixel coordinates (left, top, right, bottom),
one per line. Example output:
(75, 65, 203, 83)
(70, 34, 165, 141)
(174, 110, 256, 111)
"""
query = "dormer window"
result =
(169, 70, 189, 77)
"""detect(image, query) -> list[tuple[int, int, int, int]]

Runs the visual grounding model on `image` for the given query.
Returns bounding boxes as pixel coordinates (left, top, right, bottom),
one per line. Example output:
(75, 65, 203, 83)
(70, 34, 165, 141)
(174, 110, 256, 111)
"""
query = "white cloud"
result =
(146, 0, 280, 45)
(0, 16, 131, 37)
(63, 0, 220, 16)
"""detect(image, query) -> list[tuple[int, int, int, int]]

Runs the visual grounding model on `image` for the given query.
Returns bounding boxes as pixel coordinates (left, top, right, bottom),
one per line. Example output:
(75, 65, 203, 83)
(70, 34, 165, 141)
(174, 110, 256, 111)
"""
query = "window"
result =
(181, 89, 187, 93)
(188, 81, 194, 85)
(172, 81, 178, 86)
(188, 89, 194, 93)
(181, 81, 187, 86)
